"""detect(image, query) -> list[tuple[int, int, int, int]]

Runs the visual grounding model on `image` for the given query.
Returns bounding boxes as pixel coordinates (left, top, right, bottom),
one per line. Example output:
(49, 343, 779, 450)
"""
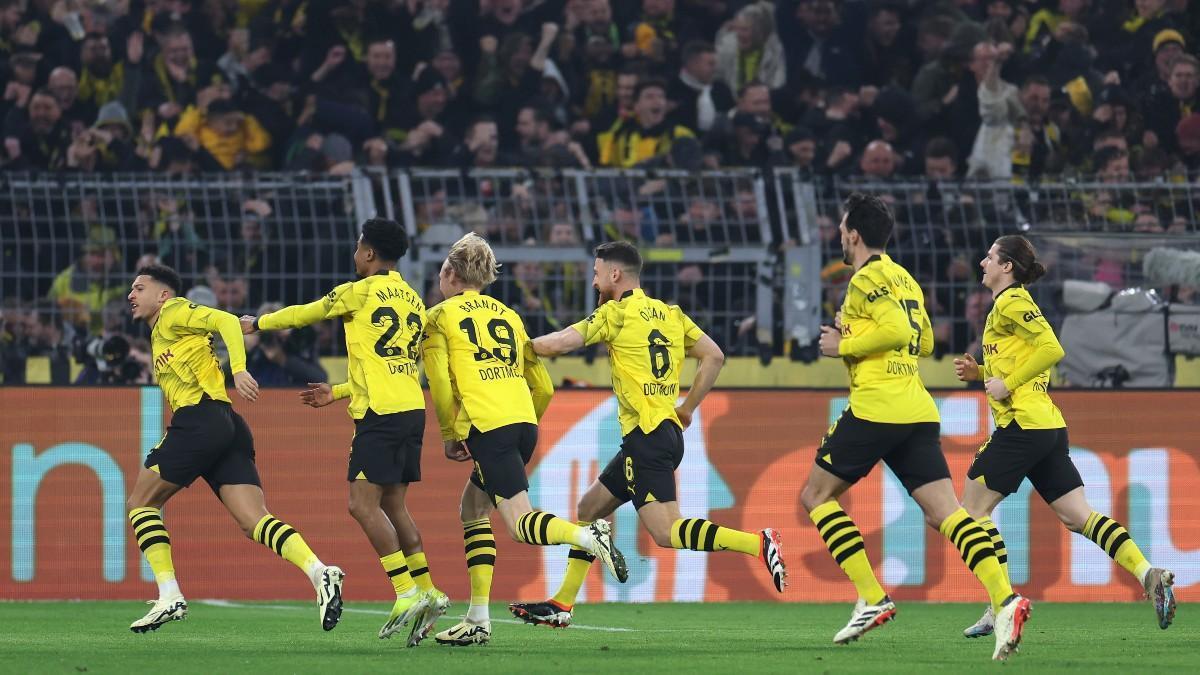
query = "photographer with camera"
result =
(74, 299, 151, 385)
(243, 301, 326, 387)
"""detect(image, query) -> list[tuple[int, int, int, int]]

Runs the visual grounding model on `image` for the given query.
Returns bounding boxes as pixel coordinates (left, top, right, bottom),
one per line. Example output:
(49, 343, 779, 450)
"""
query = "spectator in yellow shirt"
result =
(174, 98, 271, 170)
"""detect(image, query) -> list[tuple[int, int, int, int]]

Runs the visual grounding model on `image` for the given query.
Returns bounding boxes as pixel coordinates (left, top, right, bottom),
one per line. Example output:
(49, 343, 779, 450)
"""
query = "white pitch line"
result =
(196, 599, 637, 633)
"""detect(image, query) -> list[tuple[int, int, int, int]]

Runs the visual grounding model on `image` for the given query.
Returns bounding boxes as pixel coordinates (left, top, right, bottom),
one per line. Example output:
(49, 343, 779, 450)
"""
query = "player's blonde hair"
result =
(447, 233, 500, 288)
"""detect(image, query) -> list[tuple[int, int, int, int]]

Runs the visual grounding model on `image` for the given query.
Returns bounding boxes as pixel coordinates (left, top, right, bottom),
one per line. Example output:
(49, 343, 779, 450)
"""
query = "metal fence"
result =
(2, 169, 1198, 383)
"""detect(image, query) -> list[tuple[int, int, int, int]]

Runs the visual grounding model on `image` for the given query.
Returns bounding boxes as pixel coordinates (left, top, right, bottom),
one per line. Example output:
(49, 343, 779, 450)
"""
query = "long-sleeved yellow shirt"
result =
(174, 106, 271, 170)
(150, 297, 247, 411)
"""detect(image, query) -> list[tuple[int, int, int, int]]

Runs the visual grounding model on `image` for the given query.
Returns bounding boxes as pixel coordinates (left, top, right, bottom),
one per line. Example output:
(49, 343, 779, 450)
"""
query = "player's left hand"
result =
(819, 325, 842, 357)
(675, 405, 693, 429)
(984, 377, 1010, 401)
(444, 440, 471, 462)
(233, 370, 259, 402)
(240, 315, 257, 334)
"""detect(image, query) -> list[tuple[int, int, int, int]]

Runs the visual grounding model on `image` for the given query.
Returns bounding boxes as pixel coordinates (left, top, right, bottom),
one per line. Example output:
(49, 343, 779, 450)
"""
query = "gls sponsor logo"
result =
(1022, 310, 1043, 322)
(866, 287, 890, 303)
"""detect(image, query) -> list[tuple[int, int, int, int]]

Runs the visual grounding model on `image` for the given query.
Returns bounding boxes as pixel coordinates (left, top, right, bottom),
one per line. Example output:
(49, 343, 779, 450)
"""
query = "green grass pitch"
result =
(2, 601, 1192, 673)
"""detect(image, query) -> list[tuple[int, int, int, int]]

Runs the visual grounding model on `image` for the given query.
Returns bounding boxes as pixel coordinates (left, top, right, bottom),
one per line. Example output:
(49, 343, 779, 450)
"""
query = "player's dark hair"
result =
(137, 264, 183, 295)
(595, 241, 642, 276)
(360, 218, 409, 261)
(842, 192, 894, 249)
(994, 235, 1046, 284)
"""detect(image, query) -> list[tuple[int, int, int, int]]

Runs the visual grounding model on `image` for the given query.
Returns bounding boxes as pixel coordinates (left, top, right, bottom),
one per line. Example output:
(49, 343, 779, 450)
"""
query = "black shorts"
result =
(349, 409, 424, 485)
(598, 420, 684, 509)
(465, 422, 538, 503)
(967, 423, 1082, 503)
(815, 407, 949, 494)
(144, 396, 261, 493)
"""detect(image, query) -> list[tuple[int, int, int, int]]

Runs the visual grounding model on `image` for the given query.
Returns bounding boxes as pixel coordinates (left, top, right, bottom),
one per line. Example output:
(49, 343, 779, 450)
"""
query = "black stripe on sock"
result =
(273, 527, 296, 555)
(820, 520, 854, 542)
(568, 548, 596, 562)
(409, 566, 428, 578)
(465, 539, 495, 553)
(131, 513, 160, 530)
(833, 541, 865, 565)
(386, 565, 409, 578)
(949, 517, 971, 546)
(262, 519, 283, 546)
(467, 554, 496, 567)
(1096, 521, 1120, 550)
(958, 531, 990, 556)
(1106, 532, 1131, 558)
(676, 519, 690, 547)
(965, 546, 995, 571)
(815, 510, 846, 532)
(826, 531, 860, 556)
(997, 554, 1009, 564)
(520, 513, 535, 543)
(687, 519, 704, 550)
(139, 535, 170, 551)
(135, 523, 168, 538)
(463, 526, 492, 540)
(537, 513, 552, 545)
(1089, 515, 1113, 541)
(702, 522, 719, 551)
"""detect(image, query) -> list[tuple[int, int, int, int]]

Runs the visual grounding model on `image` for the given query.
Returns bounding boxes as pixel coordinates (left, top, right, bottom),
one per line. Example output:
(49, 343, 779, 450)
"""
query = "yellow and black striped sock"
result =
(1083, 511, 1152, 582)
(552, 522, 595, 608)
(669, 518, 760, 555)
(129, 507, 176, 588)
(380, 550, 416, 596)
(810, 501, 888, 605)
(515, 511, 586, 546)
(463, 518, 496, 609)
(253, 515, 323, 580)
(940, 508, 1012, 611)
(977, 517, 1009, 581)
(405, 551, 434, 592)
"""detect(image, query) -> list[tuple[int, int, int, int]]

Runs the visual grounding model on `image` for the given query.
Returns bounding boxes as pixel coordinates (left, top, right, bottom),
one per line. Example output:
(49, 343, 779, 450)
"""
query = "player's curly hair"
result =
(447, 233, 500, 288)
(360, 218, 409, 261)
(137, 264, 182, 295)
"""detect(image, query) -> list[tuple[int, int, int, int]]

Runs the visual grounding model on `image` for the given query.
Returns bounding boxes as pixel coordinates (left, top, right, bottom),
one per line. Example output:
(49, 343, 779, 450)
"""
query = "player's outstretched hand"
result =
(234, 371, 259, 401)
(819, 325, 842, 358)
(675, 405, 693, 429)
(953, 353, 979, 382)
(300, 382, 333, 408)
(240, 315, 257, 334)
(444, 440, 471, 462)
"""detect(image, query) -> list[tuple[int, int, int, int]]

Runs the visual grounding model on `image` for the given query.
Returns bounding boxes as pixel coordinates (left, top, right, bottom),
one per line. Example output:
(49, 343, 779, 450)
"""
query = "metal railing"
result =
(2, 169, 1197, 385)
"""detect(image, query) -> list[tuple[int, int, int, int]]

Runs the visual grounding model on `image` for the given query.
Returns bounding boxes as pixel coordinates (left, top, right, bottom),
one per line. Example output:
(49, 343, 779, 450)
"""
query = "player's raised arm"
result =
(246, 281, 361, 333)
(175, 301, 259, 401)
(531, 325, 586, 356)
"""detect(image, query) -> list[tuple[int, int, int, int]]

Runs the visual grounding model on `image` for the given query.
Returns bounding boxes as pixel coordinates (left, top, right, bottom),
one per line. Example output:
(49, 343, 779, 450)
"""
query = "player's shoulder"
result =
(158, 296, 195, 323)
(848, 261, 893, 301)
(995, 285, 1042, 320)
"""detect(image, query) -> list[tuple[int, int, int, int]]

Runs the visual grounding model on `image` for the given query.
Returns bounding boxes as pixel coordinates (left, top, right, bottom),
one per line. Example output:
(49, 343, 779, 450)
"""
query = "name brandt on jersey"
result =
(461, 297, 509, 315)
(643, 382, 678, 396)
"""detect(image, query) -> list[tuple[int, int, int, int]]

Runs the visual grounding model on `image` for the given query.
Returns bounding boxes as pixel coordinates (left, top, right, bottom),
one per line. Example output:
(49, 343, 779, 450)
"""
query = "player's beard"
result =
(596, 285, 612, 304)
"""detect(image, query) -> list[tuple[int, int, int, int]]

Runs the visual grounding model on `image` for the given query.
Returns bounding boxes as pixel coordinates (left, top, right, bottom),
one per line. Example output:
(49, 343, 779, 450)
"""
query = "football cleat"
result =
(760, 528, 787, 592)
(508, 599, 573, 628)
(992, 594, 1032, 661)
(130, 595, 188, 633)
(833, 597, 897, 644)
(378, 591, 430, 640)
(435, 620, 491, 646)
(586, 519, 628, 583)
(315, 565, 345, 631)
(407, 589, 450, 647)
(963, 605, 995, 638)
(1143, 567, 1176, 630)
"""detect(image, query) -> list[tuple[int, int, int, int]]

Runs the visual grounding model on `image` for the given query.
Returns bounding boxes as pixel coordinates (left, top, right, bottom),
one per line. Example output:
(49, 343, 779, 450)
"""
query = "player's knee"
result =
(125, 496, 145, 512)
(1056, 509, 1087, 533)
(800, 483, 832, 513)
(649, 526, 674, 548)
(576, 501, 603, 523)
(347, 496, 374, 523)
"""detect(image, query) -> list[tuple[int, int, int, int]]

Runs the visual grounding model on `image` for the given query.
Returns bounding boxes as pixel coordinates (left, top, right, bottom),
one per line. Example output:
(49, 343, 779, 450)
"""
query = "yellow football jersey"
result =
(422, 290, 553, 440)
(837, 254, 939, 424)
(150, 297, 246, 412)
(571, 288, 704, 436)
(979, 284, 1066, 429)
(258, 270, 426, 419)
